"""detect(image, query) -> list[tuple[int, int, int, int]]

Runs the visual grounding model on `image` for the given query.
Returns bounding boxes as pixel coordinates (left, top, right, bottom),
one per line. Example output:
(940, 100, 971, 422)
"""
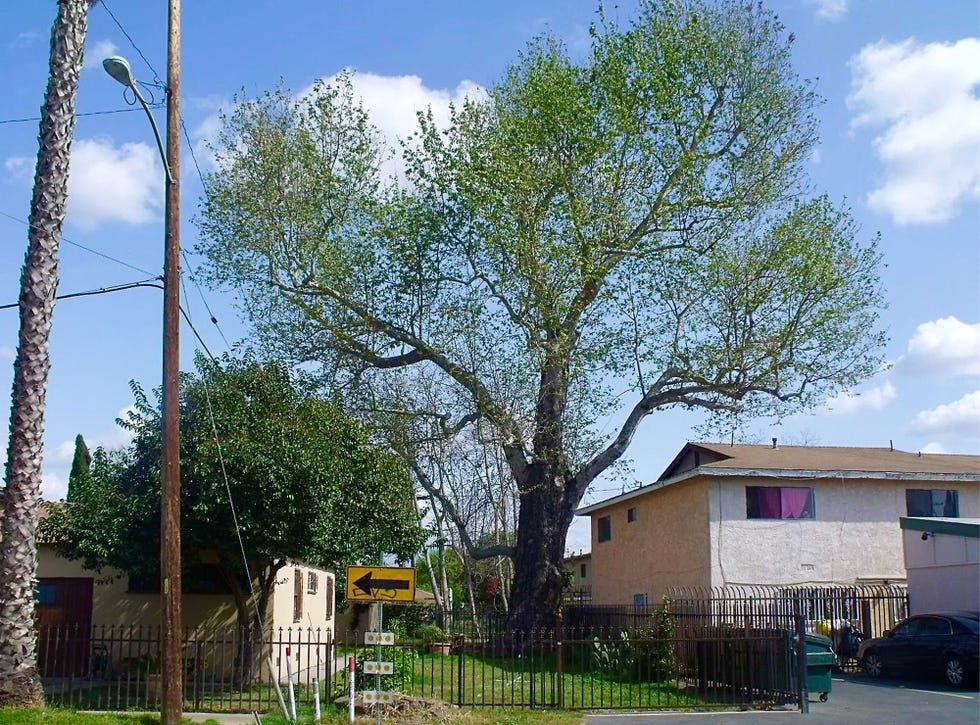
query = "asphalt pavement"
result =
(585, 674, 980, 725)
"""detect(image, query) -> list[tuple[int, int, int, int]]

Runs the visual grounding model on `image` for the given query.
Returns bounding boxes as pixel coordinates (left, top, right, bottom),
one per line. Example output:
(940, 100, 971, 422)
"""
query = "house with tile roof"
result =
(576, 441, 980, 606)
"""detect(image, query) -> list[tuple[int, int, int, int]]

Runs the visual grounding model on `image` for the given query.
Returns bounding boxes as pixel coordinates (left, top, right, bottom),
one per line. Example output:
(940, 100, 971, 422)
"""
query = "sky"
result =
(1, 0, 978, 557)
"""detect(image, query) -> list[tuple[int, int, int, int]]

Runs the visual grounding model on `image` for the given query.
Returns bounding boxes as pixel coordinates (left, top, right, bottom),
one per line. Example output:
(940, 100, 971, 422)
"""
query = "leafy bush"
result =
(416, 624, 448, 644)
(591, 598, 677, 682)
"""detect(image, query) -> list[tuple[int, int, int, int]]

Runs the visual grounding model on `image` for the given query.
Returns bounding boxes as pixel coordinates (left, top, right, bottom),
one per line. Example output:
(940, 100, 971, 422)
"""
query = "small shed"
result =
(900, 517, 980, 614)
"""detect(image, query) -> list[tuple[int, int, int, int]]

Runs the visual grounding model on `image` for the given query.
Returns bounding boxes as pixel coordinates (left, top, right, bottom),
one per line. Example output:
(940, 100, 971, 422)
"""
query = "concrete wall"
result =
(589, 478, 710, 605)
(903, 528, 980, 613)
(708, 477, 979, 587)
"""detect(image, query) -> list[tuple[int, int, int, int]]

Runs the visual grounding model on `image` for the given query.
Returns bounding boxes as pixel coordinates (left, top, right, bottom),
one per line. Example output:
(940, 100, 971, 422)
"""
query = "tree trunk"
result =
(505, 479, 576, 632)
(0, 0, 90, 707)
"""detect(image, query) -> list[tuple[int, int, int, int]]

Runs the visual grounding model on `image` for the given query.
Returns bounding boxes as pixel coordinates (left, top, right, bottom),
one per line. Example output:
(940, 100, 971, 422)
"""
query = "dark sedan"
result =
(857, 611, 980, 687)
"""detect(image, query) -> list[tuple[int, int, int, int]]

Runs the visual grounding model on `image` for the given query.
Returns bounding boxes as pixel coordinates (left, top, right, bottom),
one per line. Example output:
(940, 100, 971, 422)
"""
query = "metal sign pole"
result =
(376, 602, 383, 725)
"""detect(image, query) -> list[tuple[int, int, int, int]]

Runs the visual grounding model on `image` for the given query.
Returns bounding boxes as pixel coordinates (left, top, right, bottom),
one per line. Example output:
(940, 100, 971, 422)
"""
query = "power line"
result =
(99, 0, 163, 87)
(0, 104, 166, 126)
(0, 210, 157, 276)
(0, 277, 160, 311)
(177, 118, 233, 351)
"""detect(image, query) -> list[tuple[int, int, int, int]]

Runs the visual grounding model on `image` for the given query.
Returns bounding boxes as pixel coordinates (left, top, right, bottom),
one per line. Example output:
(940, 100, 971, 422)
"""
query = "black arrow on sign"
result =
(353, 571, 410, 596)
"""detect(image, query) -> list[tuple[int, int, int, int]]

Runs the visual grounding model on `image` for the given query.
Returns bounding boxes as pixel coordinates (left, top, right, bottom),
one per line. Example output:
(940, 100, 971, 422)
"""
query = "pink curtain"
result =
(780, 488, 811, 519)
(757, 488, 781, 518)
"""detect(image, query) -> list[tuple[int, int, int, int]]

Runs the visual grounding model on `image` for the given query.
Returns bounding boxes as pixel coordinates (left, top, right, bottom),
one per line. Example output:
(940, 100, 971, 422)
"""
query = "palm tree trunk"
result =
(0, 0, 91, 707)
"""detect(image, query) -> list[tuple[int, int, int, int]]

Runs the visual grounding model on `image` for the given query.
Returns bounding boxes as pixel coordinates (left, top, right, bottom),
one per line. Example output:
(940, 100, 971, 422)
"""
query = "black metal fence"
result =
(41, 618, 799, 712)
(39, 585, 906, 713)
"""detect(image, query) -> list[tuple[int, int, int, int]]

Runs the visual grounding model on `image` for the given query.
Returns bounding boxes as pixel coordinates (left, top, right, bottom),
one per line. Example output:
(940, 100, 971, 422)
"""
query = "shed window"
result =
(627, 507, 637, 523)
(293, 568, 303, 622)
(906, 489, 958, 517)
(746, 487, 814, 520)
(597, 515, 612, 542)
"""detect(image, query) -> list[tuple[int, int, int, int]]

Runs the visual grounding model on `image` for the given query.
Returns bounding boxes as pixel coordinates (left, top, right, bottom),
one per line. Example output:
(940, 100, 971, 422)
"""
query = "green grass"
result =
(0, 711, 226, 725)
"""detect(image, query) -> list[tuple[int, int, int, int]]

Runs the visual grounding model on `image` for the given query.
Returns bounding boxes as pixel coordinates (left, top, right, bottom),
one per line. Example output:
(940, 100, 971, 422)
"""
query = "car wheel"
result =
(944, 656, 965, 687)
(863, 651, 884, 678)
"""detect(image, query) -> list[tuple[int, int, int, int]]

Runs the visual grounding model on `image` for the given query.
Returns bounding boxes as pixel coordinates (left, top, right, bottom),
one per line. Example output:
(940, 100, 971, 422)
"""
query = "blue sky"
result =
(1, 0, 978, 555)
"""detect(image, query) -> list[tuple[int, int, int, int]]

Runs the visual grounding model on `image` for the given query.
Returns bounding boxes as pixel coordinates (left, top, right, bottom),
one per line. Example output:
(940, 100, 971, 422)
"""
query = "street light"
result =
(102, 56, 172, 183)
(103, 44, 182, 724)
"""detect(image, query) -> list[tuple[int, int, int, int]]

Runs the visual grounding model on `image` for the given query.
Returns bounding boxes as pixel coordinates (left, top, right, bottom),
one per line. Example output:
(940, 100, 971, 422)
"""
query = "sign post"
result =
(345, 565, 417, 604)
(348, 564, 415, 724)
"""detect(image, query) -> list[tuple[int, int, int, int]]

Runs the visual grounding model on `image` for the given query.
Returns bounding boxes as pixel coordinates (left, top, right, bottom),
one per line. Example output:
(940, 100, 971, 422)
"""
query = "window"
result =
(746, 487, 814, 520)
(906, 489, 958, 517)
(325, 576, 334, 619)
(293, 568, 303, 622)
(633, 593, 648, 607)
(627, 507, 637, 523)
(579, 563, 587, 579)
(597, 515, 612, 542)
(307, 571, 319, 594)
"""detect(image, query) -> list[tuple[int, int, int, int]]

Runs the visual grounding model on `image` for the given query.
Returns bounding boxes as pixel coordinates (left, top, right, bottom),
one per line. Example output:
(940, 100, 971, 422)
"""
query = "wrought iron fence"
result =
(42, 585, 908, 713)
(40, 615, 803, 713)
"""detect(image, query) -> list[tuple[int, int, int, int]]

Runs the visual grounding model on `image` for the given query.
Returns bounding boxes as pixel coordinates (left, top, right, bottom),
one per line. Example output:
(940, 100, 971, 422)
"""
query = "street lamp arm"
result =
(131, 84, 173, 185)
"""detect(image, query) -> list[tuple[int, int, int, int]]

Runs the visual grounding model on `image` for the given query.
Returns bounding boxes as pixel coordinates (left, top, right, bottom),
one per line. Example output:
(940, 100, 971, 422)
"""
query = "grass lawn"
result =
(0, 711, 225, 725)
(0, 706, 582, 725)
(395, 651, 702, 709)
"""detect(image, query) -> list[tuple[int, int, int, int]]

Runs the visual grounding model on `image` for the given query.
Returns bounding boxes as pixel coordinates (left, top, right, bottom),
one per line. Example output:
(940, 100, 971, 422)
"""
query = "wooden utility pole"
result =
(160, 0, 182, 722)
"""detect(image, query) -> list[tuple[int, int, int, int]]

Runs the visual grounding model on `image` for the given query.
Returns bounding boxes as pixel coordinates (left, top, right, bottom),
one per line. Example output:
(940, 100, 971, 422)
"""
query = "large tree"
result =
(197, 0, 886, 629)
(0, 0, 94, 706)
(45, 354, 425, 657)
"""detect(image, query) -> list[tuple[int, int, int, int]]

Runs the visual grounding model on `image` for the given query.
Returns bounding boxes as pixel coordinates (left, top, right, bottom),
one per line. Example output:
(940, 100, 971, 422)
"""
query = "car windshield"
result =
(956, 616, 980, 634)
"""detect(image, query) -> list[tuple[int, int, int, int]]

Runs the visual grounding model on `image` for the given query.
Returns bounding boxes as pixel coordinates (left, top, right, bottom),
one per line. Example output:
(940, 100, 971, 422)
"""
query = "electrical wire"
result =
(0, 104, 166, 126)
(98, 0, 163, 87)
(0, 278, 161, 310)
(0, 210, 158, 276)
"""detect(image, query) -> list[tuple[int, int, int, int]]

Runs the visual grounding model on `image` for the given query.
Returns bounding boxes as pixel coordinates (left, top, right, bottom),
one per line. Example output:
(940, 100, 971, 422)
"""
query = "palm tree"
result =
(0, 0, 94, 707)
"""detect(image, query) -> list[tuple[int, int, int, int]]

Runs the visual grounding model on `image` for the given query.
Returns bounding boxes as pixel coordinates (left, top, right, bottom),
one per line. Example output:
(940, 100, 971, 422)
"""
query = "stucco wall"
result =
(903, 528, 980, 613)
(270, 563, 336, 635)
(588, 478, 710, 605)
(708, 477, 980, 586)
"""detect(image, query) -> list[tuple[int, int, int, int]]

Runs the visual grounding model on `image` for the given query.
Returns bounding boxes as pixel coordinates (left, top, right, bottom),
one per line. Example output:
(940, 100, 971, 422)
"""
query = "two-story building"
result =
(576, 442, 980, 606)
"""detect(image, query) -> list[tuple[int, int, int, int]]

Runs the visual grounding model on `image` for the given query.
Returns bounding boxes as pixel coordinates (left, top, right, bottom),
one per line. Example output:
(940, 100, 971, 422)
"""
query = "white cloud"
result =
(304, 71, 486, 181)
(897, 317, 980, 377)
(847, 38, 980, 225)
(805, 0, 848, 21)
(7, 138, 162, 229)
(42, 471, 68, 502)
(67, 137, 162, 229)
(84, 39, 118, 70)
(919, 441, 949, 454)
(909, 390, 980, 438)
(5, 156, 33, 183)
(824, 381, 897, 415)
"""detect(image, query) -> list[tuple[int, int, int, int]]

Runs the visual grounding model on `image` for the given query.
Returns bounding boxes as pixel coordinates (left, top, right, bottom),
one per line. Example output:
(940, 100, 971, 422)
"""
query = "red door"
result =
(37, 578, 93, 677)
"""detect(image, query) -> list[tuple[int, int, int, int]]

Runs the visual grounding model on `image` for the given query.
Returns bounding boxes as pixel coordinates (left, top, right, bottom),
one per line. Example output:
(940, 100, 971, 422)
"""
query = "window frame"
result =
(905, 489, 959, 518)
(597, 515, 612, 543)
(627, 506, 637, 523)
(745, 486, 815, 520)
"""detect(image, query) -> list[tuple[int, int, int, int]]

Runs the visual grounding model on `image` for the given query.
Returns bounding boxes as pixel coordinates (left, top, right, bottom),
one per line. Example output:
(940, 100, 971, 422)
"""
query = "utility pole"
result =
(160, 0, 182, 722)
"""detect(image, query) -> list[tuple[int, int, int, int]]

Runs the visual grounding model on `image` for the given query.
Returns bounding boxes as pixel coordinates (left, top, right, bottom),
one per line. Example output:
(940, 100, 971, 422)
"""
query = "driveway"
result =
(585, 674, 980, 725)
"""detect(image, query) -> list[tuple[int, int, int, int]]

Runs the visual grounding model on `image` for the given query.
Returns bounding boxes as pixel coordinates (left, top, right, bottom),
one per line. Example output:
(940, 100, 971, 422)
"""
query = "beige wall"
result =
(903, 527, 980, 614)
(37, 546, 238, 630)
(38, 546, 336, 634)
(270, 563, 336, 635)
(588, 478, 710, 605)
(708, 476, 980, 587)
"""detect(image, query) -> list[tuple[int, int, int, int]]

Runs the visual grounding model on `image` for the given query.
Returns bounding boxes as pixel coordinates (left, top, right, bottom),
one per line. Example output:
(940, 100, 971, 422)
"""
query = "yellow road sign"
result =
(346, 565, 416, 603)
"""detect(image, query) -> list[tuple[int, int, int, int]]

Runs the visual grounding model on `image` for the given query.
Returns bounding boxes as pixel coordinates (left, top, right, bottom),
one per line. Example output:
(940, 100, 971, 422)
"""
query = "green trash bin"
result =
(801, 633, 836, 702)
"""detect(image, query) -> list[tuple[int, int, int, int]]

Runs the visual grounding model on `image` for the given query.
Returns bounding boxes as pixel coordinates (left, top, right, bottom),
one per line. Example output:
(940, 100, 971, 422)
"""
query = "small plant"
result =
(416, 623, 447, 644)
